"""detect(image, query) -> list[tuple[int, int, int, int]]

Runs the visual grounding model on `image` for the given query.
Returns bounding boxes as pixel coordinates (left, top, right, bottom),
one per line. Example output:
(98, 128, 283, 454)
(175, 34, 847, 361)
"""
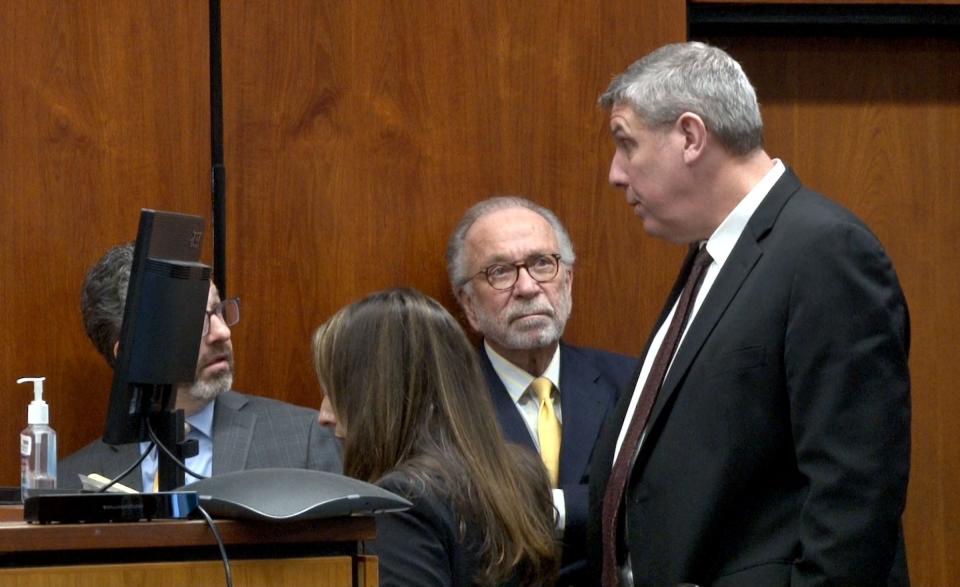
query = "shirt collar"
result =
(704, 159, 785, 266)
(483, 340, 561, 404)
(185, 398, 215, 439)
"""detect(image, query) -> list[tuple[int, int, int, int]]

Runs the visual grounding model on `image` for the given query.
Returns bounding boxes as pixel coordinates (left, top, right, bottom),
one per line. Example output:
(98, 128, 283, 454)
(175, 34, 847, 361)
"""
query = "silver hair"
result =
(445, 196, 576, 294)
(80, 243, 134, 367)
(598, 41, 763, 156)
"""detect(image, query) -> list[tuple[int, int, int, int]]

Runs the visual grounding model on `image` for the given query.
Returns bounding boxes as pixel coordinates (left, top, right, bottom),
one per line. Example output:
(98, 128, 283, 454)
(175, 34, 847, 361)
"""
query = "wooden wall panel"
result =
(2, 1, 956, 584)
(693, 0, 960, 4)
(692, 0, 960, 4)
(0, 0, 688, 489)
(0, 2, 210, 481)
(701, 34, 960, 585)
(220, 1, 686, 407)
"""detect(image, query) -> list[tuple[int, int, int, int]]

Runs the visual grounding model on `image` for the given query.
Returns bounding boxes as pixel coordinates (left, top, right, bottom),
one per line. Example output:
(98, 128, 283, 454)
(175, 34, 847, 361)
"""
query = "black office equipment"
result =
(183, 468, 412, 522)
(103, 209, 211, 489)
(23, 491, 199, 524)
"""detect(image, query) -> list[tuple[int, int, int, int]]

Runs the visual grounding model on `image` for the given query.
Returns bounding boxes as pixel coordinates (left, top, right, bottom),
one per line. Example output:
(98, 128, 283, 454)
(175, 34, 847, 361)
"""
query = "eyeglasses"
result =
(468, 254, 563, 291)
(202, 298, 240, 335)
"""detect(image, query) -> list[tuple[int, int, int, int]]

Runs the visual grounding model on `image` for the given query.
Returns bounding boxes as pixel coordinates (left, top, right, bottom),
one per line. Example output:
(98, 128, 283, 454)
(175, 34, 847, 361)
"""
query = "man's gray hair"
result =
(599, 41, 763, 156)
(81, 243, 134, 367)
(445, 196, 576, 294)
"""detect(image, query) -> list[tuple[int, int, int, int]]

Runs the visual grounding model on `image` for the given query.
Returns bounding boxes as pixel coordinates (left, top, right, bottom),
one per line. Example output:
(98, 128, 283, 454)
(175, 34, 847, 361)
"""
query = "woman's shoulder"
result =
(377, 470, 428, 496)
(376, 469, 475, 560)
(369, 470, 477, 586)
(376, 471, 452, 519)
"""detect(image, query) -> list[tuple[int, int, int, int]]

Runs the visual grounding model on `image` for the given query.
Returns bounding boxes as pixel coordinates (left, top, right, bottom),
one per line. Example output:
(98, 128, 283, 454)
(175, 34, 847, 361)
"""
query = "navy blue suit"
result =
(480, 341, 634, 585)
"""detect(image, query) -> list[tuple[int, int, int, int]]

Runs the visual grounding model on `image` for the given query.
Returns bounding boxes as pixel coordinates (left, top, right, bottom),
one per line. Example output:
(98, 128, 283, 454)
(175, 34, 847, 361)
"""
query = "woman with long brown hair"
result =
(312, 287, 559, 586)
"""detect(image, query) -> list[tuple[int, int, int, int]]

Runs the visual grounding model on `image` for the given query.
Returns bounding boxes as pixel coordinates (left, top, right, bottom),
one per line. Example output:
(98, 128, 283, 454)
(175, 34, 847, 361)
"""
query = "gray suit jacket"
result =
(59, 390, 342, 490)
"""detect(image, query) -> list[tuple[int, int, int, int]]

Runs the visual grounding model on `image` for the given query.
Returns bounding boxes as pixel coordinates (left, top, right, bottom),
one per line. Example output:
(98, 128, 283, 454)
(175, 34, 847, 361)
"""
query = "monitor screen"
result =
(102, 209, 211, 445)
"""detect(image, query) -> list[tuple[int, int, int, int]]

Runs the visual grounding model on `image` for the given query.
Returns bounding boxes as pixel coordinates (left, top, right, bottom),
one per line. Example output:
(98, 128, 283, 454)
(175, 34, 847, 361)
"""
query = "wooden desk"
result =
(0, 506, 377, 586)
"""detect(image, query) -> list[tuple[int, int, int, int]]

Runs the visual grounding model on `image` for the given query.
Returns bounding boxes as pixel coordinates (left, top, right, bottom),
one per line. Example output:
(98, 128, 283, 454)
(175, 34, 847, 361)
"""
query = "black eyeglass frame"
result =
(202, 297, 240, 335)
(465, 253, 564, 291)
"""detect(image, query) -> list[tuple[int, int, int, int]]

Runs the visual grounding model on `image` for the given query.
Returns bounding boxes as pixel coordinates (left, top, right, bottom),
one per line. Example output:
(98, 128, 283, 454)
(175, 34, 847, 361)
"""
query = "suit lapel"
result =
(211, 391, 256, 475)
(480, 342, 618, 484)
(479, 348, 538, 450)
(593, 254, 692, 479)
(644, 170, 802, 440)
(557, 344, 610, 484)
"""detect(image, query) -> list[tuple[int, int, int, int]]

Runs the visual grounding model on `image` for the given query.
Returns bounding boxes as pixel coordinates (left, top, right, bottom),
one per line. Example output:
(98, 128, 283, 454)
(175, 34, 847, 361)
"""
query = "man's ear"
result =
(457, 288, 481, 332)
(677, 112, 708, 164)
(113, 341, 120, 359)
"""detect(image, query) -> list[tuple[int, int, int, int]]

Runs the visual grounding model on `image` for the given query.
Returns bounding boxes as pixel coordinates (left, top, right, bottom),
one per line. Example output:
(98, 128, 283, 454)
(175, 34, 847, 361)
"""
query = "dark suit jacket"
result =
(59, 390, 342, 490)
(588, 169, 911, 586)
(480, 342, 634, 585)
(370, 472, 485, 587)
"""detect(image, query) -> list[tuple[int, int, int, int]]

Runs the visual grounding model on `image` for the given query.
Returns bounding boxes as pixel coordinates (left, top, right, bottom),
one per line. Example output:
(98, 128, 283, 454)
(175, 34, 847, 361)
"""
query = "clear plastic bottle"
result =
(18, 377, 57, 500)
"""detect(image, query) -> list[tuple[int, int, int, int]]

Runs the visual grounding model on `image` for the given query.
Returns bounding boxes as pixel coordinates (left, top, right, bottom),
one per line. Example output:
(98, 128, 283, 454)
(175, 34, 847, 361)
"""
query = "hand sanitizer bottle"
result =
(18, 377, 57, 500)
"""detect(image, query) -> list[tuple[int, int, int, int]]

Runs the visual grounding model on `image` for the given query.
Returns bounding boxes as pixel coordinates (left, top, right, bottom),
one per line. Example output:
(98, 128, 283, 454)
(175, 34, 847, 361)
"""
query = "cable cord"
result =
(197, 504, 233, 587)
(96, 442, 153, 493)
(146, 416, 209, 482)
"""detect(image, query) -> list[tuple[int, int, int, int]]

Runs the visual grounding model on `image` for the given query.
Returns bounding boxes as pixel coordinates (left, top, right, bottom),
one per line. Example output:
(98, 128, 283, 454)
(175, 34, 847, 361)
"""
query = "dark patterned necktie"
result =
(601, 245, 713, 586)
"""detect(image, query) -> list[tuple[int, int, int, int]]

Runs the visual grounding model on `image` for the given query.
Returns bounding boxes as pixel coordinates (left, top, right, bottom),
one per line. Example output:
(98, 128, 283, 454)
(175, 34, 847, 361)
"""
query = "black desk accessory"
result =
(23, 491, 199, 524)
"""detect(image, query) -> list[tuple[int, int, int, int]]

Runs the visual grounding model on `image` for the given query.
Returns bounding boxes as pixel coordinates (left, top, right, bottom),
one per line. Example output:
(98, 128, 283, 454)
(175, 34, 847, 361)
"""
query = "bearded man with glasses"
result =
(446, 196, 635, 586)
(59, 242, 342, 491)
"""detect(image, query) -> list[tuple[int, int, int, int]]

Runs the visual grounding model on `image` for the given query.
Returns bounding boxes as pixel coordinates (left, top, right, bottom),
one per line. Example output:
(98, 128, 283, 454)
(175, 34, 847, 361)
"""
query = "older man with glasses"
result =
(59, 242, 342, 491)
(446, 196, 635, 586)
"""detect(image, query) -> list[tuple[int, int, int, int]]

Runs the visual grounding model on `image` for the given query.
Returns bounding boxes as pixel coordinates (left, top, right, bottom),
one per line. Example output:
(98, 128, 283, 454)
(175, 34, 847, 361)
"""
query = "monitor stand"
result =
(150, 406, 198, 491)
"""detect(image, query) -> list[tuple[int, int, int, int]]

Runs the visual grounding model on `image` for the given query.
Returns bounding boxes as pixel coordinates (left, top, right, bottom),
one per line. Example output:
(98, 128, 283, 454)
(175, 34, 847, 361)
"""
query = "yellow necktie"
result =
(531, 377, 561, 487)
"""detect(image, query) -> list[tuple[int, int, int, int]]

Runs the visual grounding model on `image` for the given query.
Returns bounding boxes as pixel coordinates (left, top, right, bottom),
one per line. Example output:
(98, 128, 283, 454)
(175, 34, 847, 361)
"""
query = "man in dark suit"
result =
(60, 243, 342, 490)
(446, 197, 635, 585)
(588, 42, 911, 586)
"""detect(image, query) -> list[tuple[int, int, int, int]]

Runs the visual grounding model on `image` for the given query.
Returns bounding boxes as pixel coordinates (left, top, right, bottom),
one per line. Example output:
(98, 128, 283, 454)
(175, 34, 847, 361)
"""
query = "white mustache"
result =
(506, 302, 555, 322)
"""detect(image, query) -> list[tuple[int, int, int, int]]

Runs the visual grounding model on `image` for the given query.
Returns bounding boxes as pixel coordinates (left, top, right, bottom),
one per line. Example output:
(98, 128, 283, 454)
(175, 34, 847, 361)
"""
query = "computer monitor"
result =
(103, 209, 211, 446)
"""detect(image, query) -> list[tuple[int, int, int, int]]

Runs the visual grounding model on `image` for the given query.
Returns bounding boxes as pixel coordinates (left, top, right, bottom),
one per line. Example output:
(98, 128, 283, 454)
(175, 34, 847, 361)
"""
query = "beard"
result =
(187, 368, 232, 403)
(472, 283, 572, 351)
(185, 346, 234, 403)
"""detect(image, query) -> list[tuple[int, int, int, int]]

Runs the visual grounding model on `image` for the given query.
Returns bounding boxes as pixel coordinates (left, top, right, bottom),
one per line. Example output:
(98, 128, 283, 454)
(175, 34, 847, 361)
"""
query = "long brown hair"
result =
(313, 288, 559, 585)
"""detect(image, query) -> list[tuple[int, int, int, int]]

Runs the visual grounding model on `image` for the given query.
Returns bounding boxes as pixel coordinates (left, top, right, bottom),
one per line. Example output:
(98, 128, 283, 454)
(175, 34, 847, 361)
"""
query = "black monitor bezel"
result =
(102, 209, 210, 446)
